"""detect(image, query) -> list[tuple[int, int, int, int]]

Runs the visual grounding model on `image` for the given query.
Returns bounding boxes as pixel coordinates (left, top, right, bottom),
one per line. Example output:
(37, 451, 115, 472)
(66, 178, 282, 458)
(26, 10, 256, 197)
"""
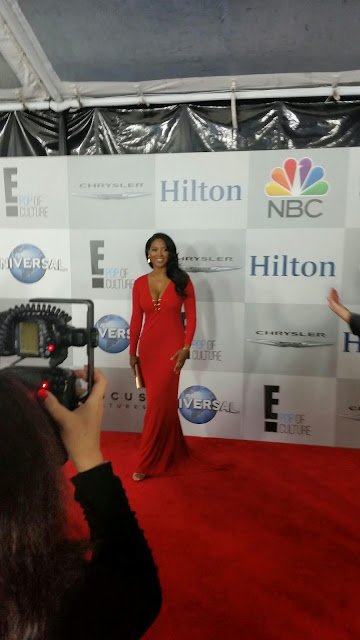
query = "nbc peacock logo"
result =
(265, 158, 329, 219)
(266, 158, 329, 197)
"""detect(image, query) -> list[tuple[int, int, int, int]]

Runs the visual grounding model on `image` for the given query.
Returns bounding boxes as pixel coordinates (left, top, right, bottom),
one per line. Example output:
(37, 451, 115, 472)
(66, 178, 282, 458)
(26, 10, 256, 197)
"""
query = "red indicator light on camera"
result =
(41, 382, 49, 390)
(47, 344, 55, 352)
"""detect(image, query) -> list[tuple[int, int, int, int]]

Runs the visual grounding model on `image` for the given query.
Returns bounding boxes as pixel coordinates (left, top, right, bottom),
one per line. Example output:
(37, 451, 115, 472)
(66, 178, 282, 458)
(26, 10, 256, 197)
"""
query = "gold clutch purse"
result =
(134, 363, 145, 389)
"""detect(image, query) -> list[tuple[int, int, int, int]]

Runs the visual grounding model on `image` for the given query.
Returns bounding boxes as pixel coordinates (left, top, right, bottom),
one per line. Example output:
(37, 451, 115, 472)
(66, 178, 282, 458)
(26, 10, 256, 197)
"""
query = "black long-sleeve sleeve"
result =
(349, 313, 360, 337)
(55, 462, 161, 640)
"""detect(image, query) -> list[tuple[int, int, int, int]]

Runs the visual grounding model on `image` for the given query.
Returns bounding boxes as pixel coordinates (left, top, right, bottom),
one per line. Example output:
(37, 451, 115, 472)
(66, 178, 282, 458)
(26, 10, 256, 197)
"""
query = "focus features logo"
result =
(250, 255, 335, 278)
(3, 168, 48, 218)
(265, 158, 329, 220)
(264, 385, 311, 436)
(178, 386, 240, 424)
(160, 179, 242, 203)
(108, 390, 146, 410)
(0, 243, 66, 283)
(179, 255, 242, 274)
(90, 240, 134, 290)
(248, 329, 334, 348)
(72, 181, 150, 200)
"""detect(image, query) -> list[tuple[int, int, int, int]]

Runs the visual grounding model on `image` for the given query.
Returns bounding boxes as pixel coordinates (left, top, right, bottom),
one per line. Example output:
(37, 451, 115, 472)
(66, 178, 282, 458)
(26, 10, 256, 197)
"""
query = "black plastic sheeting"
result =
(0, 110, 61, 156)
(1, 100, 360, 156)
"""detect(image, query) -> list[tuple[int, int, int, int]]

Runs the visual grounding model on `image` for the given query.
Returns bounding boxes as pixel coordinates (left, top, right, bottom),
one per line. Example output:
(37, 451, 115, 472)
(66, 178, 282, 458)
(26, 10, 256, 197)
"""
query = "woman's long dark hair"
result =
(0, 371, 86, 640)
(145, 233, 189, 296)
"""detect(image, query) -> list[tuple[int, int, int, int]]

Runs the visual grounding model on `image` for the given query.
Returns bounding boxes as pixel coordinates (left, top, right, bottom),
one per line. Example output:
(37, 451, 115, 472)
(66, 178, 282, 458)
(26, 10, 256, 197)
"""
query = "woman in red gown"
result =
(129, 233, 196, 481)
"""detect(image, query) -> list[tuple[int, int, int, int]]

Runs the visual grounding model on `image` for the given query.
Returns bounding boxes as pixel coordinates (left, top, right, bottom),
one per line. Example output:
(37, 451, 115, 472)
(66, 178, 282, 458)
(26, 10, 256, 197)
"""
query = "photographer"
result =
(0, 367, 161, 640)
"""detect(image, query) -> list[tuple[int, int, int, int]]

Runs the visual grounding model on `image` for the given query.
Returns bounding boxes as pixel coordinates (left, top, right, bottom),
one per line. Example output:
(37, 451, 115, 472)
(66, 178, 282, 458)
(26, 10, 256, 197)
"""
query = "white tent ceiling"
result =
(0, 0, 359, 111)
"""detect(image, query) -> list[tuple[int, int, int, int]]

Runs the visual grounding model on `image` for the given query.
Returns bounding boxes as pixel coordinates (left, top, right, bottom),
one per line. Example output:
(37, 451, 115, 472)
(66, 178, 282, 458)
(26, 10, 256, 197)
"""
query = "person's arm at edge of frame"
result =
(327, 287, 360, 335)
(40, 368, 162, 638)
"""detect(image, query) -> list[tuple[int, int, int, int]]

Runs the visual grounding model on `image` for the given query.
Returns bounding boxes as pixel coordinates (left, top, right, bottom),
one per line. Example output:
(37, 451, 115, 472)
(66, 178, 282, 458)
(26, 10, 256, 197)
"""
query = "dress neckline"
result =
(146, 274, 172, 304)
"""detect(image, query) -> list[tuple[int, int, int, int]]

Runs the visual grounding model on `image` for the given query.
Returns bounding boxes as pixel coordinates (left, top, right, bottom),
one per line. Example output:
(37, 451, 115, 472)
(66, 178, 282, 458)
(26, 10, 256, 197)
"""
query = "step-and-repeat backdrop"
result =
(1, 149, 360, 448)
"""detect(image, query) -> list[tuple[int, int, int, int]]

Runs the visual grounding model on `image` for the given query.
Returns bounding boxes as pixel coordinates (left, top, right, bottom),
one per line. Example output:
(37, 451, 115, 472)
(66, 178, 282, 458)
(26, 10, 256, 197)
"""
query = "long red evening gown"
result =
(129, 274, 196, 476)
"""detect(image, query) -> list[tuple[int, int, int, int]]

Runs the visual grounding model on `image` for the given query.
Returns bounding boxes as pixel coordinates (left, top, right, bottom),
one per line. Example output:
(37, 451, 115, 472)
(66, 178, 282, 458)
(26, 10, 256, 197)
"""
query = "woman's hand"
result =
(327, 288, 351, 323)
(39, 368, 107, 473)
(129, 354, 139, 371)
(171, 347, 189, 373)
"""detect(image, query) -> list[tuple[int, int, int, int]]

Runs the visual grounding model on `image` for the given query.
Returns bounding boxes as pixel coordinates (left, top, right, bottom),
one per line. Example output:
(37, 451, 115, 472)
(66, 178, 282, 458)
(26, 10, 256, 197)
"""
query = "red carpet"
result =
(66, 433, 360, 640)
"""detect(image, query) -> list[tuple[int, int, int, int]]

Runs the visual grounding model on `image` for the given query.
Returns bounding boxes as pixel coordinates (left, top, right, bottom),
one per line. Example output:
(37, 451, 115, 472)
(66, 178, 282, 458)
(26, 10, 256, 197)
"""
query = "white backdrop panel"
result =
(0, 228, 71, 298)
(336, 378, 360, 448)
(162, 227, 246, 302)
(155, 152, 249, 229)
(244, 228, 344, 304)
(71, 299, 132, 369)
(248, 148, 348, 229)
(101, 366, 145, 432)
(0, 149, 358, 447)
(178, 370, 243, 439)
(68, 155, 155, 229)
(336, 305, 360, 379)
(243, 373, 336, 446)
(340, 229, 360, 306)
(0, 157, 69, 228)
(70, 228, 154, 301)
(189, 301, 244, 373)
(244, 303, 338, 377)
(345, 148, 360, 229)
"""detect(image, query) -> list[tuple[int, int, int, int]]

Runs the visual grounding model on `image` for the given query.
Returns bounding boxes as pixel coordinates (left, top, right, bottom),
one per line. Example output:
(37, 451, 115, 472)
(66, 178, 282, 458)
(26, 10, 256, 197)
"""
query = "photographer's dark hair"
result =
(145, 233, 189, 297)
(0, 371, 86, 640)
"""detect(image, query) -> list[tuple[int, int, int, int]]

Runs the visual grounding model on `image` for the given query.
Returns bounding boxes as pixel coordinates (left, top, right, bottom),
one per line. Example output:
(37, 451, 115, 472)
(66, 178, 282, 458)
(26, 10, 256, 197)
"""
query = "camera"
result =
(0, 298, 99, 462)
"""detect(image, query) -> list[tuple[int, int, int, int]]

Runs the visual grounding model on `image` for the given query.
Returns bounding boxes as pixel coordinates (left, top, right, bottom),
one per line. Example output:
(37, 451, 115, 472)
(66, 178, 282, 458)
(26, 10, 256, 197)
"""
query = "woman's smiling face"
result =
(149, 239, 169, 268)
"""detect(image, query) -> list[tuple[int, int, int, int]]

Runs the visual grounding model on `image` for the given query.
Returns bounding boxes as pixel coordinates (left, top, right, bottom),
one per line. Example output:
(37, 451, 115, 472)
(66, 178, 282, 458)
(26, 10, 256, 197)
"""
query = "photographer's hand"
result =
(39, 367, 107, 473)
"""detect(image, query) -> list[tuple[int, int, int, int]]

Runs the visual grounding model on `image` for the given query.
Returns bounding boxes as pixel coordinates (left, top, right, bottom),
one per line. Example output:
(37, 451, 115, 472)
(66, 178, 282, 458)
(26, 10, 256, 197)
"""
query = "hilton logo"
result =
(250, 255, 335, 277)
(343, 332, 360, 352)
(160, 179, 241, 202)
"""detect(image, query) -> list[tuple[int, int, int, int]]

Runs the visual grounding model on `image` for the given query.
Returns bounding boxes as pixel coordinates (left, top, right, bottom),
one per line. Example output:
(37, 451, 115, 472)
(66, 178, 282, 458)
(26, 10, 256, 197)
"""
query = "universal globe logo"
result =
(1, 243, 66, 283)
(95, 315, 130, 353)
(178, 386, 240, 424)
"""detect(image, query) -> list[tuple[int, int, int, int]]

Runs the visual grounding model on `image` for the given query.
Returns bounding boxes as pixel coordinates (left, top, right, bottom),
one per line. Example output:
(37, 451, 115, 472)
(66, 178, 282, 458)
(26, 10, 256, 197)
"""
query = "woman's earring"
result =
(147, 256, 151, 264)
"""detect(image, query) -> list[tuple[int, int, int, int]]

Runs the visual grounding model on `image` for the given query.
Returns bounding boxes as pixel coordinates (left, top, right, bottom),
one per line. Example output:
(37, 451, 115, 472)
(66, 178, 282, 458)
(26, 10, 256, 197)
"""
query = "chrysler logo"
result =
(183, 265, 242, 273)
(72, 192, 150, 200)
(246, 339, 334, 348)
